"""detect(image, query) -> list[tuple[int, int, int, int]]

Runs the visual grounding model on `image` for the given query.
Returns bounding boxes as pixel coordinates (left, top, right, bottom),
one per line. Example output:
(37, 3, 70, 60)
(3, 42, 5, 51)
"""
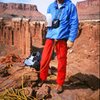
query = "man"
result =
(39, 0, 79, 94)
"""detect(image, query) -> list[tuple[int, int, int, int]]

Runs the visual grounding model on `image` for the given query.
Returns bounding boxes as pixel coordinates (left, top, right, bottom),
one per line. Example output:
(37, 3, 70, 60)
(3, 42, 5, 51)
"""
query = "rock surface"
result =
(36, 84, 51, 100)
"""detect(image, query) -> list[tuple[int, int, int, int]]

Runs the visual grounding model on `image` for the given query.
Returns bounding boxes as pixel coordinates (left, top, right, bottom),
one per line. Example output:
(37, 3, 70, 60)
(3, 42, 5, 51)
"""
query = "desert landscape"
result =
(0, 0, 100, 100)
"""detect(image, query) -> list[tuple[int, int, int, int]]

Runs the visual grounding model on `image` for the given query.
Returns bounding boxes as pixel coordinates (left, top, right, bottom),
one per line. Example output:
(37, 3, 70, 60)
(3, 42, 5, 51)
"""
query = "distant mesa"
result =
(76, 0, 100, 21)
(0, 2, 45, 21)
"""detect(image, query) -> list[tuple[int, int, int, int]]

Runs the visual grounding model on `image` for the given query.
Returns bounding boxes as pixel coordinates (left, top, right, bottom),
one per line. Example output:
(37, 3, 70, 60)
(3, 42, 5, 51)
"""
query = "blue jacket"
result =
(46, 0, 79, 42)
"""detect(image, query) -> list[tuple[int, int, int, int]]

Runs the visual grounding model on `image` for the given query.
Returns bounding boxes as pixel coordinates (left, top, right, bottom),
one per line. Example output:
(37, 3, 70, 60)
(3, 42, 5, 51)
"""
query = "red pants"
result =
(40, 39, 67, 86)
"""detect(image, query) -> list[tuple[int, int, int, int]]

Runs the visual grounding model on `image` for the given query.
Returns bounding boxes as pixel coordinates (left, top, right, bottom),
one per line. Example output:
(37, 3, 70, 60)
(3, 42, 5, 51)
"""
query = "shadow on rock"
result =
(31, 45, 43, 55)
(31, 46, 56, 60)
(48, 66, 57, 76)
(64, 72, 100, 91)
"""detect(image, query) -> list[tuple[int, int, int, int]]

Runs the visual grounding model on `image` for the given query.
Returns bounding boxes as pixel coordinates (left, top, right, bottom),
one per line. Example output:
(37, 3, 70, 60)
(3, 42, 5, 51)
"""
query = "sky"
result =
(0, 0, 85, 15)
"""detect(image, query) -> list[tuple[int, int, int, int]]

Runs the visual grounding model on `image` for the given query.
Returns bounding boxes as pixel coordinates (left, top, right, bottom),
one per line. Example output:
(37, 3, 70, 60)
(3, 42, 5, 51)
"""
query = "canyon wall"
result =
(0, 2, 46, 57)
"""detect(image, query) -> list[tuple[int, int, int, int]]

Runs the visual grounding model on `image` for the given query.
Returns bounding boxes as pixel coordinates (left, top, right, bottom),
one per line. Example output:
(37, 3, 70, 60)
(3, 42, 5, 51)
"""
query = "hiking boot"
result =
(56, 85, 64, 94)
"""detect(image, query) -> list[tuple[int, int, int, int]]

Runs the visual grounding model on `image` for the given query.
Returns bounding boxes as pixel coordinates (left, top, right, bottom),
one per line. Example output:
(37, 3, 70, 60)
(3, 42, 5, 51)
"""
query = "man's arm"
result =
(67, 4, 79, 48)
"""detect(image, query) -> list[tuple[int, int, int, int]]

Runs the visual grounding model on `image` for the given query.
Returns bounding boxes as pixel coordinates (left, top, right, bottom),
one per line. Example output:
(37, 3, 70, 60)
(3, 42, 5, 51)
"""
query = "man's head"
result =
(57, 0, 64, 4)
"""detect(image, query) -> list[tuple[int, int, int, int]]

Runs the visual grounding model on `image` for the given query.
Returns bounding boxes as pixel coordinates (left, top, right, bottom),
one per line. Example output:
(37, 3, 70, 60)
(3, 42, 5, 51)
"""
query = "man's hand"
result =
(67, 40, 74, 49)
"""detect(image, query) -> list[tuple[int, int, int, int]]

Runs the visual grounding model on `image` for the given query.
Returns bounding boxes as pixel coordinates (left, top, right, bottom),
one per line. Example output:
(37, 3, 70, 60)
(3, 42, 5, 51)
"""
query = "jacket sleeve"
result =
(68, 4, 79, 42)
